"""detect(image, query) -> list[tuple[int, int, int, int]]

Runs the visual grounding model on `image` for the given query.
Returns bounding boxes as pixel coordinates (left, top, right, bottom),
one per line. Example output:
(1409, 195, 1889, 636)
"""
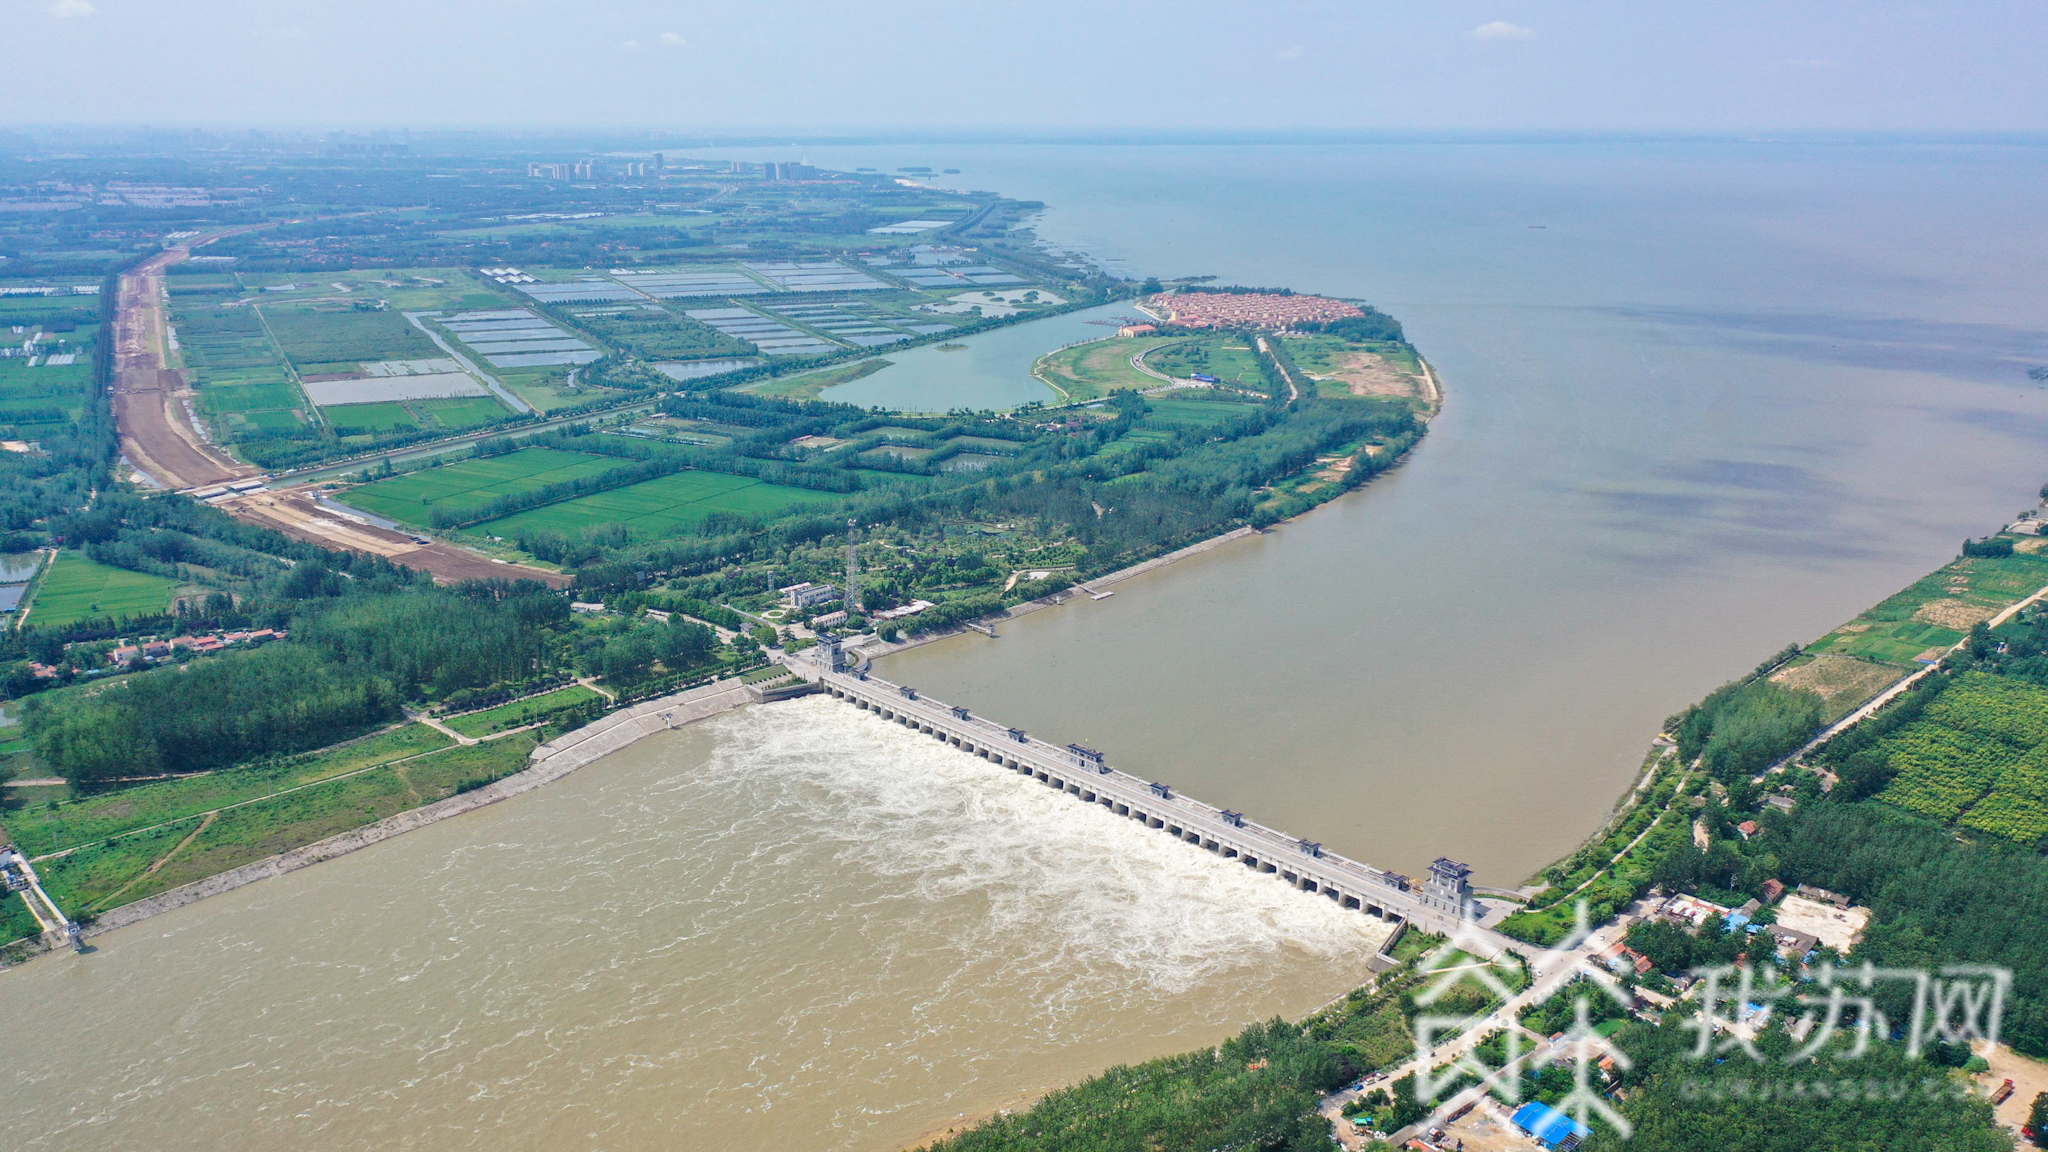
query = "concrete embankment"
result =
(77, 678, 757, 942)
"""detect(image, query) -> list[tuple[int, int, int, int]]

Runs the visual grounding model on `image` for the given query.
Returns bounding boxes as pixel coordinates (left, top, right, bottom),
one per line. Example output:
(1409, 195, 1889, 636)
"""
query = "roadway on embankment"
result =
(401, 311, 534, 415)
(1766, 570, 2048, 776)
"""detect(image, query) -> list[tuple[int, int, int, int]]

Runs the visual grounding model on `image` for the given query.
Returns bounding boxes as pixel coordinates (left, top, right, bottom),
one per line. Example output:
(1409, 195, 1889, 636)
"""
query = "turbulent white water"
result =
(0, 699, 1388, 1152)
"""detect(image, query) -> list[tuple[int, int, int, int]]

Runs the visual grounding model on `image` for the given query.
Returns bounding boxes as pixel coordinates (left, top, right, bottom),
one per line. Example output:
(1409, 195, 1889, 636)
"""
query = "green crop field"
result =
(26, 551, 180, 627)
(322, 400, 419, 433)
(341, 446, 622, 528)
(201, 381, 303, 412)
(230, 409, 309, 432)
(413, 395, 512, 429)
(263, 307, 439, 367)
(1872, 672, 2048, 843)
(478, 469, 829, 538)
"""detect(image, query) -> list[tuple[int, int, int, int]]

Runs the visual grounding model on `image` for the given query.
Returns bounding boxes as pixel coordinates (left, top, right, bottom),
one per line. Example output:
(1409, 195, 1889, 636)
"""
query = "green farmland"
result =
(414, 395, 513, 429)
(25, 551, 181, 627)
(1868, 672, 2048, 843)
(321, 401, 417, 433)
(477, 469, 829, 538)
(1805, 546, 2048, 666)
(340, 446, 622, 529)
(262, 306, 439, 372)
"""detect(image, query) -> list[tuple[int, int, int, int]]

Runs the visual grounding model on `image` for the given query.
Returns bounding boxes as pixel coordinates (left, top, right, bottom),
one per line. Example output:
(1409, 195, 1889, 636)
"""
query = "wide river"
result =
(6, 141, 2048, 1150)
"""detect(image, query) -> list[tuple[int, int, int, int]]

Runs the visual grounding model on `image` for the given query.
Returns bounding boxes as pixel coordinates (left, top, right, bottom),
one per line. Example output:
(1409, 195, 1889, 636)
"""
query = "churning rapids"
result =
(0, 700, 1388, 1152)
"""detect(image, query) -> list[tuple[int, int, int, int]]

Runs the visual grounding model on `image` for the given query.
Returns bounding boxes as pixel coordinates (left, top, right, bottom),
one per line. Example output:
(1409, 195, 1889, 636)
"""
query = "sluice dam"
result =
(791, 639, 1493, 949)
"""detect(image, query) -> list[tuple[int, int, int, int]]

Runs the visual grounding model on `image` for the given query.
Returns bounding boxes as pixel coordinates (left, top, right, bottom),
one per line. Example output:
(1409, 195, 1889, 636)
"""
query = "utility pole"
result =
(845, 518, 861, 614)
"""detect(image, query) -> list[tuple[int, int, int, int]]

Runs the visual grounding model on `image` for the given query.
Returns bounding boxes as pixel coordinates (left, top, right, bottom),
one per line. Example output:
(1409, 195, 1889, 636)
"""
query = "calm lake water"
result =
(7, 140, 2048, 1150)
(818, 301, 1130, 411)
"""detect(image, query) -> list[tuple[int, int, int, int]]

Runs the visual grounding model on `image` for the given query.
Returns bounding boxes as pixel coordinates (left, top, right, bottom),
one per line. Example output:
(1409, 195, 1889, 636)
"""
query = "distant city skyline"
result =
(7, 0, 2047, 134)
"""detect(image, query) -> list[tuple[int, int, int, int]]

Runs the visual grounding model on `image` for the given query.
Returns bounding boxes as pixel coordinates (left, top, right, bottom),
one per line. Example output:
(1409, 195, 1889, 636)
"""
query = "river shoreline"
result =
(0, 378, 1423, 967)
(0, 677, 758, 969)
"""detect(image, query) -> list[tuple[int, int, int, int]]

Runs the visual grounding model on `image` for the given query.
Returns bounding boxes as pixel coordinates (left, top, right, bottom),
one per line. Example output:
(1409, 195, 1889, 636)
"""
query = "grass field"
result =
(341, 446, 622, 528)
(1148, 336, 1264, 386)
(1033, 336, 1181, 402)
(25, 551, 180, 627)
(1282, 334, 1424, 402)
(1140, 396, 1261, 430)
(478, 469, 830, 538)
(0, 729, 537, 938)
(0, 725, 452, 858)
(494, 365, 631, 413)
(445, 684, 603, 737)
(1769, 654, 1907, 722)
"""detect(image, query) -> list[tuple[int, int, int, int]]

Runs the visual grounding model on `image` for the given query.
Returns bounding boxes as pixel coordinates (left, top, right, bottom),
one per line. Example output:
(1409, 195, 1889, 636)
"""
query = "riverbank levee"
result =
(0, 678, 755, 960)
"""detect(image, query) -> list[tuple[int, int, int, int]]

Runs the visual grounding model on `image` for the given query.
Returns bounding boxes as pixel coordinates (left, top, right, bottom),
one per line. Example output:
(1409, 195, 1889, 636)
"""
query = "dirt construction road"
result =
(112, 236, 256, 490)
(221, 487, 572, 589)
(111, 234, 573, 589)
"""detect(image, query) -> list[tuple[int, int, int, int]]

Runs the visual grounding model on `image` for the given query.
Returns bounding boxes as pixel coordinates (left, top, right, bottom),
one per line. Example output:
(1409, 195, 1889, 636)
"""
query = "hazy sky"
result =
(9, 0, 2048, 134)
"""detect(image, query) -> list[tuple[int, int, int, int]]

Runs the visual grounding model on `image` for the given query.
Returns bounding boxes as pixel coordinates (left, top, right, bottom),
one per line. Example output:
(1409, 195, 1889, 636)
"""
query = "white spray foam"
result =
(677, 696, 1392, 1001)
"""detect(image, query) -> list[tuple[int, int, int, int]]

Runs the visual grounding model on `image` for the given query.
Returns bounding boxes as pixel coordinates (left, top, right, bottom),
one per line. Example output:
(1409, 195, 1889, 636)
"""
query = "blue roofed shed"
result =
(1510, 1100, 1591, 1150)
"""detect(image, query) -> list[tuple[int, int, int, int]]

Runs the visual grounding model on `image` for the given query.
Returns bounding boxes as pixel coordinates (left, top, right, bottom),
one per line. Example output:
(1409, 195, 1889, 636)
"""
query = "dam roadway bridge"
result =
(790, 650, 1493, 946)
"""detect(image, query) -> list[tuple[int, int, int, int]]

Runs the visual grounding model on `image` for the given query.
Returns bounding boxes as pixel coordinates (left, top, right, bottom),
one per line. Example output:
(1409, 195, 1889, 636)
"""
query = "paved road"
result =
(1257, 335, 1301, 403)
(402, 311, 535, 414)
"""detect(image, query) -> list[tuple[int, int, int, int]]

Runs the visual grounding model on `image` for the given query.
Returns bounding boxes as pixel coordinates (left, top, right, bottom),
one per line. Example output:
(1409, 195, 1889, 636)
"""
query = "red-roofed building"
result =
(1151, 292, 1365, 331)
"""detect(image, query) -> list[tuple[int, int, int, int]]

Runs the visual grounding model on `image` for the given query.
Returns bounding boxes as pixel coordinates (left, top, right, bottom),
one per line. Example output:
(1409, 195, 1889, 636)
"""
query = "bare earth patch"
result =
(1771, 655, 1906, 716)
(1774, 893, 1870, 953)
(1913, 597, 1997, 630)
(1310, 350, 1420, 399)
(1978, 1042, 2048, 1134)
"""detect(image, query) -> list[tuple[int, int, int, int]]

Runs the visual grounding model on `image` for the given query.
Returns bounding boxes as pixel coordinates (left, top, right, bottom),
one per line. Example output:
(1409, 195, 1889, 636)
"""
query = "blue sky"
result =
(9, 0, 2047, 133)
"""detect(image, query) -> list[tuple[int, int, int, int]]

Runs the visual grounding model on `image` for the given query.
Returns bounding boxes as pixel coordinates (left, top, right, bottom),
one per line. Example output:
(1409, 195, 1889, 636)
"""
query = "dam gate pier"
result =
(787, 644, 1489, 947)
